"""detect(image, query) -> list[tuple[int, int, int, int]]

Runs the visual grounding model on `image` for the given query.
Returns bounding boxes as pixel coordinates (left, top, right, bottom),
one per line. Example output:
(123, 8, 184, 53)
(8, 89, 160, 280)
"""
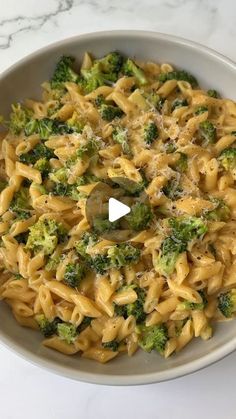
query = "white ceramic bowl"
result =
(1, 31, 236, 385)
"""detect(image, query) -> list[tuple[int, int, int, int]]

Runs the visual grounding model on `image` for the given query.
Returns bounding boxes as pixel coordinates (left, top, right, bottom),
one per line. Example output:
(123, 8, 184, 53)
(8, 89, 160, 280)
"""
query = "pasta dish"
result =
(0, 51, 236, 363)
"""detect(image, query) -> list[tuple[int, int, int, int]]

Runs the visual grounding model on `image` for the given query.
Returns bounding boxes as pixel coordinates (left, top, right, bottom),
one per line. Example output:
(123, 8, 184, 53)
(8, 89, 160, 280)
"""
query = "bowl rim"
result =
(1, 29, 236, 385)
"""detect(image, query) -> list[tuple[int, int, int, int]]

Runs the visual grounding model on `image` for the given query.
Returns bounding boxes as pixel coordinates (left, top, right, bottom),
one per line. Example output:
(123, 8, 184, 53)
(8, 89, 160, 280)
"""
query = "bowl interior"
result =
(1, 31, 236, 384)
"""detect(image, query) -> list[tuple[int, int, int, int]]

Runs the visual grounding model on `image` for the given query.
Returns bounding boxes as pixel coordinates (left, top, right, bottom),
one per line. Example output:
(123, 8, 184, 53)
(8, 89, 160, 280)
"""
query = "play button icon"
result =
(85, 177, 151, 242)
(108, 198, 130, 222)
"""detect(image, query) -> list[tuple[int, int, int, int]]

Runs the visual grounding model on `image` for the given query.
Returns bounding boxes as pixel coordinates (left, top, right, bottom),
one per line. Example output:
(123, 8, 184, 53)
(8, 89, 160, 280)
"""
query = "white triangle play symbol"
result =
(108, 198, 130, 222)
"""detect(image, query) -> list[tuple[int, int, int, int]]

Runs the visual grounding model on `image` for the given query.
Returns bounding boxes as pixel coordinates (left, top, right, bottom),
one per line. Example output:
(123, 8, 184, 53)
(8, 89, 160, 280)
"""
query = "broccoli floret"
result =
(77, 138, 101, 158)
(145, 92, 165, 112)
(36, 314, 61, 337)
(165, 141, 177, 154)
(205, 198, 230, 221)
(108, 243, 140, 268)
(199, 120, 216, 144)
(102, 340, 119, 351)
(169, 216, 208, 242)
(52, 183, 70, 197)
(218, 289, 236, 318)
(75, 232, 98, 259)
(138, 324, 168, 354)
(80, 52, 123, 93)
(195, 106, 208, 115)
(207, 89, 220, 98)
(25, 117, 80, 139)
(49, 167, 68, 184)
(15, 231, 29, 244)
(112, 127, 130, 154)
(77, 316, 92, 333)
(159, 70, 198, 87)
(57, 322, 77, 344)
(99, 104, 123, 121)
(9, 188, 31, 219)
(178, 290, 208, 310)
(93, 216, 119, 234)
(218, 148, 236, 171)
(92, 254, 110, 274)
(9, 103, 32, 135)
(64, 262, 86, 288)
(96, 51, 123, 75)
(34, 157, 50, 177)
(156, 236, 187, 276)
(162, 178, 183, 200)
(172, 152, 188, 173)
(172, 98, 188, 111)
(123, 58, 148, 86)
(114, 304, 128, 318)
(126, 202, 153, 231)
(45, 255, 61, 271)
(144, 122, 158, 145)
(19, 143, 54, 164)
(26, 219, 67, 255)
(51, 56, 79, 89)
(126, 287, 146, 323)
(156, 217, 207, 276)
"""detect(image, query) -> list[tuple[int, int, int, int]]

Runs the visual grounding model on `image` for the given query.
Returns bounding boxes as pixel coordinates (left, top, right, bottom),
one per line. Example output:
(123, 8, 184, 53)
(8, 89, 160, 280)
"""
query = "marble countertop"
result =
(1, 1, 236, 418)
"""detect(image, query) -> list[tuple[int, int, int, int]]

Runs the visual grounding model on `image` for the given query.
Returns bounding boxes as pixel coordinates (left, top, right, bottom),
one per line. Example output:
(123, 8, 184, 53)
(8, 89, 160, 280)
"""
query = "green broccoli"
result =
(218, 289, 236, 318)
(162, 178, 183, 200)
(172, 98, 188, 111)
(51, 56, 79, 89)
(93, 216, 119, 234)
(99, 103, 123, 121)
(114, 304, 128, 318)
(144, 122, 158, 145)
(25, 117, 81, 139)
(169, 216, 208, 242)
(49, 167, 68, 183)
(108, 243, 140, 268)
(102, 340, 119, 351)
(45, 255, 61, 272)
(76, 138, 101, 158)
(91, 254, 111, 274)
(123, 58, 148, 86)
(75, 232, 98, 260)
(195, 106, 208, 115)
(165, 141, 177, 154)
(36, 314, 61, 337)
(9, 103, 32, 134)
(126, 202, 153, 231)
(156, 217, 208, 276)
(64, 262, 86, 288)
(207, 89, 220, 98)
(9, 188, 31, 219)
(159, 70, 198, 87)
(57, 322, 77, 344)
(146, 92, 165, 111)
(110, 175, 148, 196)
(218, 148, 236, 171)
(205, 198, 230, 221)
(156, 236, 187, 276)
(126, 287, 146, 323)
(199, 120, 216, 144)
(172, 152, 188, 172)
(34, 157, 50, 177)
(112, 126, 130, 154)
(19, 143, 54, 165)
(95, 51, 123, 75)
(178, 290, 208, 310)
(26, 219, 67, 255)
(81, 52, 123, 93)
(138, 324, 168, 353)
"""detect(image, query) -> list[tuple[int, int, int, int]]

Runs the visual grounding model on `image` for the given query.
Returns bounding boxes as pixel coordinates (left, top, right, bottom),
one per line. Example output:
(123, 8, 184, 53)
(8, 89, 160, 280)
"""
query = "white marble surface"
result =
(1, 0, 236, 418)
